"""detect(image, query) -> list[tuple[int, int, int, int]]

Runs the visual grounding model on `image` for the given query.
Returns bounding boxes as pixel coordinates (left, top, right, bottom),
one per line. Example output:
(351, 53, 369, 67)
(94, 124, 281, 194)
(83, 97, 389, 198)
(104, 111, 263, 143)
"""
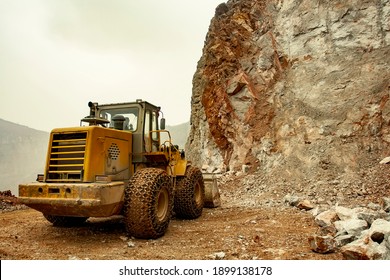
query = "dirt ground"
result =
(0, 208, 343, 260)
(3, 163, 390, 261)
(0, 195, 343, 260)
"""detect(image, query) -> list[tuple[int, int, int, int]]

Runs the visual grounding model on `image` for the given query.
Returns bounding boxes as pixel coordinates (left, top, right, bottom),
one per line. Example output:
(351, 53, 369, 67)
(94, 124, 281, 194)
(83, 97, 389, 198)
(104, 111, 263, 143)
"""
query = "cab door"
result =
(144, 109, 159, 152)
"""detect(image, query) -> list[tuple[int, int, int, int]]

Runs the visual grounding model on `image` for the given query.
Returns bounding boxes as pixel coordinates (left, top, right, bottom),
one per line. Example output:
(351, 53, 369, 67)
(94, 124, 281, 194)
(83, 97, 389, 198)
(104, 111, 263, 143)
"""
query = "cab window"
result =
(100, 107, 138, 131)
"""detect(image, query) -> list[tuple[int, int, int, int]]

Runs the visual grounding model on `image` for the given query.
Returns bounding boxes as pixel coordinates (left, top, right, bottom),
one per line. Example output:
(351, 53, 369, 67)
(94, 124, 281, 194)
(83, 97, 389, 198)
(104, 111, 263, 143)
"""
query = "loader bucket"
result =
(202, 173, 221, 208)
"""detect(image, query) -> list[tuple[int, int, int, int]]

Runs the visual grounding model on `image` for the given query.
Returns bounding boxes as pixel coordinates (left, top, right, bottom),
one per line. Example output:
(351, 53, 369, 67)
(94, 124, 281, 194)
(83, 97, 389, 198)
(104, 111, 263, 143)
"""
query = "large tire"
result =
(174, 166, 205, 219)
(124, 168, 173, 239)
(43, 215, 88, 227)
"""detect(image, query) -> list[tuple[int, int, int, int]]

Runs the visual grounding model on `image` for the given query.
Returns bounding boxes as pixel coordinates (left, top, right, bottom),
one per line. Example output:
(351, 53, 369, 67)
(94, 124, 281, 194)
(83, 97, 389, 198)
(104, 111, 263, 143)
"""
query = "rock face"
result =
(187, 0, 390, 184)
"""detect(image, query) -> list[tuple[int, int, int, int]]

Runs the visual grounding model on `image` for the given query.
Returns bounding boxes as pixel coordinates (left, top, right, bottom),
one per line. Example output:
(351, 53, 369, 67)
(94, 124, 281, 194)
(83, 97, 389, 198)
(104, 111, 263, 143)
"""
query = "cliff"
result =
(187, 0, 390, 186)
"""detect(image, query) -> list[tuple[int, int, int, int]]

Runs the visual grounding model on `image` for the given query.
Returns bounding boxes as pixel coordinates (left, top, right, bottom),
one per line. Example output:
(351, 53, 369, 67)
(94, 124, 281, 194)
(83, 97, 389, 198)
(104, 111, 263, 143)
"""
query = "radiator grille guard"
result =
(46, 132, 87, 182)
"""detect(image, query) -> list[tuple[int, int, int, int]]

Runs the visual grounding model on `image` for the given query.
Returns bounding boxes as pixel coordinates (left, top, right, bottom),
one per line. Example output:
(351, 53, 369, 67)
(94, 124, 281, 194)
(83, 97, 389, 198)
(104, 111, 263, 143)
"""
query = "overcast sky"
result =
(0, 0, 223, 132)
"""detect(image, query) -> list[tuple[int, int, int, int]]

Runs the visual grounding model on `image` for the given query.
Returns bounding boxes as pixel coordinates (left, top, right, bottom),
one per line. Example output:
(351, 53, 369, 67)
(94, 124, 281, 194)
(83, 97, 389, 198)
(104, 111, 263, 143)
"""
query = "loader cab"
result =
(98, 106, 139, 131)
(83, 100, 165, 164)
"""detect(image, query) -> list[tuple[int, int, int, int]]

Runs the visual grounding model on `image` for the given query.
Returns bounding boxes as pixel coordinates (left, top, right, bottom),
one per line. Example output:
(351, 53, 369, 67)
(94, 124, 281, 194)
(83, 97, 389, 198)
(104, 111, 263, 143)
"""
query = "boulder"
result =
(357, 210, 389, 226)
(311, 204, 390, 258)
(341, 237, 389, 260)
(297, 199, 314, 211)
(381, 197, 390, 213)
(341, 219, 390, 260)
(369, 219, 390, 242)
(334, 219, 368, 237)
(308, 234, 337, 254)
(335, 234, 355, 247)
(318, 225, 338, 237)
(335, 206, 363, 221)
(315, 209, 339, 227)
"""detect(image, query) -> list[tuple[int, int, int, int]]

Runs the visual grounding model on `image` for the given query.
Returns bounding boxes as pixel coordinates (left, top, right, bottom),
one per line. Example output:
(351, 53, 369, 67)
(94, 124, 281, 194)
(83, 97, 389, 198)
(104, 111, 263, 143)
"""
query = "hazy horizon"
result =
(0, 0, 223, 132)
(0, 115, 190, 133)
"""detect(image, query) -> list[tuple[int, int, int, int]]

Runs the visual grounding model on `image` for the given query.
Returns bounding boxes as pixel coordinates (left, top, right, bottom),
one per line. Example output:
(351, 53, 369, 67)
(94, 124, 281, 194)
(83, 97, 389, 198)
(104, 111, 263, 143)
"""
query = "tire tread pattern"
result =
(124, 168, 173, 239)
(174, 166, 205, 219)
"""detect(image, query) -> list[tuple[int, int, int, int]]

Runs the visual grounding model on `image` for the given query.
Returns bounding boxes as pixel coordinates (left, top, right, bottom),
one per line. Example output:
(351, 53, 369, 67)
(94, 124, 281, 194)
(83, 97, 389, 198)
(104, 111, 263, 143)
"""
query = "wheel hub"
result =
(156, 187, 169, 221)
(194, 182, 202, 206)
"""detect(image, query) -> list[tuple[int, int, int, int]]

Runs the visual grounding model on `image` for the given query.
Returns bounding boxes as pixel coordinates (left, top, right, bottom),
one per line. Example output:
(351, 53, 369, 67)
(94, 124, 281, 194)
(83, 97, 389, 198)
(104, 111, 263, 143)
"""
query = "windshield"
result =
(99, 107, 139, 131)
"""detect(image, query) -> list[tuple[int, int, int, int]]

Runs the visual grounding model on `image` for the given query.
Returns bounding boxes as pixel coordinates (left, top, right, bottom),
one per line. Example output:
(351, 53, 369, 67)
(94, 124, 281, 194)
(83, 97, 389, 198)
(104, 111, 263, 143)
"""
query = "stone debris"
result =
(308, 235, 337, 254)
(382, 197, 390, 213)
(334, 219, 368, 237)
(318, 225, 337, 237)
(283, 194, 300, 207)
(314, 209, 339, 227)
(119, 236, 128, 242)
(209, 251, 226, 260)
(334, 235, 355, 247)
(297, 199, 314, 211)
(341, 219, 390, 260)
(284, 194, 314, 210)
(379, 156, 390, 164)
(0, 190, 26, 212)
(335, 206, 363, 221)
(307, 198, 390, 259)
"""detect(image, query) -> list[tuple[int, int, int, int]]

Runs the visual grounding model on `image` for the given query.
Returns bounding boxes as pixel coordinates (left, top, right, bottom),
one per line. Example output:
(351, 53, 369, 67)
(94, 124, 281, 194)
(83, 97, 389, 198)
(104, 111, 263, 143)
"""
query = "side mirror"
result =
(160, 118, 166, 130)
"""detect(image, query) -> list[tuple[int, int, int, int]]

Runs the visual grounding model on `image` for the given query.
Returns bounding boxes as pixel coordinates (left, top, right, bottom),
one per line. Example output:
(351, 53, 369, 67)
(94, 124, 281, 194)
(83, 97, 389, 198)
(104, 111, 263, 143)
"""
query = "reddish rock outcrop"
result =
(187, 0, 390, 186)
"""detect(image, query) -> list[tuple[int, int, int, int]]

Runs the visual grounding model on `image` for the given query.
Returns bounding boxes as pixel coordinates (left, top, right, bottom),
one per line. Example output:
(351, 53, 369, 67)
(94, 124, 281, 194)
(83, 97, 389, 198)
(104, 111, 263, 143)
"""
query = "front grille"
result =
(46, 132, 87, 182)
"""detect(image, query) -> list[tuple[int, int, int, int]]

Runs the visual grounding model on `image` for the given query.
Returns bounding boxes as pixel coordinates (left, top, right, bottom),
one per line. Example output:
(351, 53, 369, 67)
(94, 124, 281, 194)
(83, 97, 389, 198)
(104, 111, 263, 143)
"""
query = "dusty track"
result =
(0, 206, 342, 260)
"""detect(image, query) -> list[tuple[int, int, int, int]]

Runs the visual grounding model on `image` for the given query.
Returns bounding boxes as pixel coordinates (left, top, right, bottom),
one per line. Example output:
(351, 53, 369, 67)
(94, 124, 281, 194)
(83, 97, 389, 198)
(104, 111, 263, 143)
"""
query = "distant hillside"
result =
(166, 121, 190, 149)
(0, 119, 189, 194)
(0, 118, 49, 194)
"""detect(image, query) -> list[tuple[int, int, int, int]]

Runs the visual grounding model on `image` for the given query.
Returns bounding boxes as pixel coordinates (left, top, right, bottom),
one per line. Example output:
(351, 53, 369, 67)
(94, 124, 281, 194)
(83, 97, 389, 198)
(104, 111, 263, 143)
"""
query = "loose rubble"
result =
(0, 190, 25, 212)
(285, 196, 390, 260)
(2, 160, 390, 260)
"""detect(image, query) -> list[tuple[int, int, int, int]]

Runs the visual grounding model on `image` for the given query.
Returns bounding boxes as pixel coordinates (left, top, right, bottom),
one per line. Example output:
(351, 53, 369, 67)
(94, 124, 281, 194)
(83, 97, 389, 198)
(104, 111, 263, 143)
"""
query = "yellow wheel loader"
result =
(18, 100, 220, 239)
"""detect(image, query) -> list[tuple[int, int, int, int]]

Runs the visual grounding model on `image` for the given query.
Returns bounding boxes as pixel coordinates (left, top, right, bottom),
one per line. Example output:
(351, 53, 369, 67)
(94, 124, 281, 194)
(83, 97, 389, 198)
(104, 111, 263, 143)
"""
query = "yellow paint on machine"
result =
(18, 181, 125, 217)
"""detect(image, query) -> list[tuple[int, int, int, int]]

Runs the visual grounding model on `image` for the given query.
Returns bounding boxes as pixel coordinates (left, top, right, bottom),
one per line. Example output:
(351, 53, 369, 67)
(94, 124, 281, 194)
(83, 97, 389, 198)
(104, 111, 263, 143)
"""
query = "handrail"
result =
(148, 129, 172, 157)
